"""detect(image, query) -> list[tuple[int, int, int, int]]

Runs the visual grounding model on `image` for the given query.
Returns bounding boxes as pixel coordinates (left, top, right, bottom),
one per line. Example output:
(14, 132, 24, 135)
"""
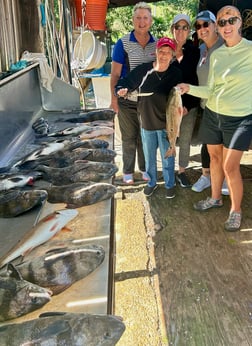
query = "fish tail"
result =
(164, 147, 176, 158)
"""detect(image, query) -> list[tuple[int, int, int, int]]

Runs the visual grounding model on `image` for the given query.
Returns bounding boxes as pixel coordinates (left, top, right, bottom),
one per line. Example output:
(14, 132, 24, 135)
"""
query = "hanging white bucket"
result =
(72, 30, 107, 71)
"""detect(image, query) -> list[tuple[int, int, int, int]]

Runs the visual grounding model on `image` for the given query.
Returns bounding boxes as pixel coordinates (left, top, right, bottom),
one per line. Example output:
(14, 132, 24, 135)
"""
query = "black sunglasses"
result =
(195, 21, 211, 30)
(217, 16, 240, 27)
(174, 25, 189, 31)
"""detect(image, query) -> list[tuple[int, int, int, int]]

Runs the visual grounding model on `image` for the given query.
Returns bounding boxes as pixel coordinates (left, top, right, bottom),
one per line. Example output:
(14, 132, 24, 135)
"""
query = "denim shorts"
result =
(200, 107, 252, 151)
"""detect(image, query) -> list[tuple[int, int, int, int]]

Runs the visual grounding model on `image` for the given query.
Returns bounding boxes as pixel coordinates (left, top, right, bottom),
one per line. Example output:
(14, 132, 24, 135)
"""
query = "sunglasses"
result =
(195, 21, 211, 31)
(217, 16, 240, 27)
(174, 25, 189, 31)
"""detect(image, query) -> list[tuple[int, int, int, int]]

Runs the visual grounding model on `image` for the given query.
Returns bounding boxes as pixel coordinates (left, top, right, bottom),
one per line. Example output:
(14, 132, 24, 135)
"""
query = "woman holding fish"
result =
(178, 6, 252, 231)
(171, 13, 200, 188)
(116, 37, 182, 198)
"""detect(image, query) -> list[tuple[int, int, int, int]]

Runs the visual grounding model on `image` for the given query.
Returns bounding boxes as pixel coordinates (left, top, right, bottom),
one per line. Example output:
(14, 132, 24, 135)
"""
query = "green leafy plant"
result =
(106, 0, 199, 43)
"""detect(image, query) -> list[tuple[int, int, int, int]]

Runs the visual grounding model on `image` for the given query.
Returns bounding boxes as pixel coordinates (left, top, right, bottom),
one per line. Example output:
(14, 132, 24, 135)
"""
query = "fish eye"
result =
(31, 296, 38, 304)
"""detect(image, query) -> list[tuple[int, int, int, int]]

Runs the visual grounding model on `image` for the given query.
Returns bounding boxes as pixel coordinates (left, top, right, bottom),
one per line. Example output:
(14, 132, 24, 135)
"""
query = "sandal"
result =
(224, 211, 242, 232)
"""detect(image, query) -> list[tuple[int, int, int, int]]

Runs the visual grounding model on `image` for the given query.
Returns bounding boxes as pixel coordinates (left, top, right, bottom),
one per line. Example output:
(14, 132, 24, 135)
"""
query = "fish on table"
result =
(58, 108, 116, 123)
(16, 147, 117, 170)
(71, 147, 116, 163)
(79, 126, 114, 139)
(37, 160, 118, 184)
(48, 124, 96, 137)
(12, 138, 75, 168)
(0, 264, 52, 322)
(0, 311, 125, 345)
(15, 244, 106, 294)
(165, 87, 183, 158)
(0, 189, 48, 218)
(45, 182, 117, 208)
(67, 138, 109, 150)
(0, 209, 78, 268)
(82, 120, 114, 127)
(0, 173, 35, 191)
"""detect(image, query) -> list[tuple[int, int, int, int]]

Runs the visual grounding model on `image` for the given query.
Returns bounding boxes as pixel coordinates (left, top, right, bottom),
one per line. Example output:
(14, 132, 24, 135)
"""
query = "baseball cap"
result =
(172, 14, 191, 26)
(196, 10, 216, 23)
(156, 37, 176, 51)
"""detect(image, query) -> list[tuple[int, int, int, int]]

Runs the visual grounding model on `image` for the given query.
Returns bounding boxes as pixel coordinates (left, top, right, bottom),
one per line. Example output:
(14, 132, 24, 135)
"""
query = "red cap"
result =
(156, 37, 176, 51)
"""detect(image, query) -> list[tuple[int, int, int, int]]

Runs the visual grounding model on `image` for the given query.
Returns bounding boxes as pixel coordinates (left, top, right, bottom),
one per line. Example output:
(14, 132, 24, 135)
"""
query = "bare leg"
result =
(223, 148, 243, 213)
(207, 144, 224, 200)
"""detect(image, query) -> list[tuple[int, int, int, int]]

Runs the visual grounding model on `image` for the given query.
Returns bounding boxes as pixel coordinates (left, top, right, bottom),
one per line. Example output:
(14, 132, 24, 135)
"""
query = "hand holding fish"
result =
(176, 83, 190, 95)
(117, 88, 129, 98)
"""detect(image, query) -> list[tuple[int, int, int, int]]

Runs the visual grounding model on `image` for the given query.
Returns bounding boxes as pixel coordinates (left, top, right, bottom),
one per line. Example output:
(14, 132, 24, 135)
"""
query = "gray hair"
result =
(133, 2, 152, 16)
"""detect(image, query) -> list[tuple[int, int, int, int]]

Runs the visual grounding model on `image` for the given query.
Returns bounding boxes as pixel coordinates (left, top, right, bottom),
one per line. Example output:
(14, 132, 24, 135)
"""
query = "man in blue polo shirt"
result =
(110, 2, 156, 184)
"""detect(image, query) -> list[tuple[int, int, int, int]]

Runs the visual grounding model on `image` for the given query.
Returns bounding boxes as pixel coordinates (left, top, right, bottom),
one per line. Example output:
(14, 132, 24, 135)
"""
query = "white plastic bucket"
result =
(72, 31, 107, 71)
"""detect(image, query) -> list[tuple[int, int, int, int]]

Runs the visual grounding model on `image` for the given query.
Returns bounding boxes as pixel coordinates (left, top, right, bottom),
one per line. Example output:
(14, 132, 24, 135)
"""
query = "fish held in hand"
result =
(165, 87, 183, 158)
(16, 244, 106, 294)
(0, 311, 125, 345)
(0, 264, 52, 322)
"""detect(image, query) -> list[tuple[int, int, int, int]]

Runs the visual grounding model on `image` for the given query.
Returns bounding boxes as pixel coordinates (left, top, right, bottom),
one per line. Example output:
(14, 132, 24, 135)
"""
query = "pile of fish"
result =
(0, 109, 126, 343)
(0, 108, 118, 215)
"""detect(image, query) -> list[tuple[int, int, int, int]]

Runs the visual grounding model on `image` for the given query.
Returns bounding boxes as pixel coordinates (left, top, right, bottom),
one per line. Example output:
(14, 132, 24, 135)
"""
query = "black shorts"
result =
(199, 107, 252, 151)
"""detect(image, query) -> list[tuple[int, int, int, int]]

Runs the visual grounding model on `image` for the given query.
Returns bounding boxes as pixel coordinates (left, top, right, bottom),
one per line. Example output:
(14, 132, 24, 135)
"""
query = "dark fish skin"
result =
(0, 312, 125, 346)
(45, 182, 117, 208)
(15, 244, 105, 294)
(36, 161, 118, 184)
(60, 108, 116, 123)
(0, 264, 52, 322)
(67, 138, 109, 150)
(72, 148, 116, 163)
(17, 148, 116, 170)
(0, 189, 48, 218)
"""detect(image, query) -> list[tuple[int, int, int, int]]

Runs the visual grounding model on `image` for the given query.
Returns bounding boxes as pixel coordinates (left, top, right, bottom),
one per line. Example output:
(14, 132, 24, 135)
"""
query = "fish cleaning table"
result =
(0, 64, 115, 324)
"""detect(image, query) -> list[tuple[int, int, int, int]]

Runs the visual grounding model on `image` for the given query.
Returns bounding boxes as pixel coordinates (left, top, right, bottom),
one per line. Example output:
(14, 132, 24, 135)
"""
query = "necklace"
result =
(155, 71, 165, 80)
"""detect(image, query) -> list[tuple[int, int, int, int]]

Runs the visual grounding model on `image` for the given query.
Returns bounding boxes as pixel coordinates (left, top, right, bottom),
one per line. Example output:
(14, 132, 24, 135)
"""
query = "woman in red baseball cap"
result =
(115, 37, 182, 199)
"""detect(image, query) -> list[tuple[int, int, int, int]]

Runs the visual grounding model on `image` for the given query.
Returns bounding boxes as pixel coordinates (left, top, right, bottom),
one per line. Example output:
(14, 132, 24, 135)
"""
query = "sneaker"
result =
(176, 172, 191, 188)
(191, 175, 211, 192)
(123, 174, 134, 184)
(194, 197, 223, 211)
(141, 171, 150, 181)
(224, 211, 242, 232)
(144, 184, 158, 197)
(221, 179, 230, 196)
(166, 187, 175, 199)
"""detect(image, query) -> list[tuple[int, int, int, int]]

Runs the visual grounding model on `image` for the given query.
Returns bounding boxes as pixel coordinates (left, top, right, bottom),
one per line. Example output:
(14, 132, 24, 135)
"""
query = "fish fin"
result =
(39, 311, 67, 318)
(51, 283, 72, 295)
(7, 263, 23, 280)
(45, 246, 69, 254)
(57, 226, 72, 233)
(164, 148, 176, 158)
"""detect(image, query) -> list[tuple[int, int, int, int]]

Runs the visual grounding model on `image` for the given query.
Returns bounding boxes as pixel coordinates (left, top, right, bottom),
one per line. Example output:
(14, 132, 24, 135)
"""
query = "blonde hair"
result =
(217, 5, 242, 21)
(133, 2, 152, 16)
